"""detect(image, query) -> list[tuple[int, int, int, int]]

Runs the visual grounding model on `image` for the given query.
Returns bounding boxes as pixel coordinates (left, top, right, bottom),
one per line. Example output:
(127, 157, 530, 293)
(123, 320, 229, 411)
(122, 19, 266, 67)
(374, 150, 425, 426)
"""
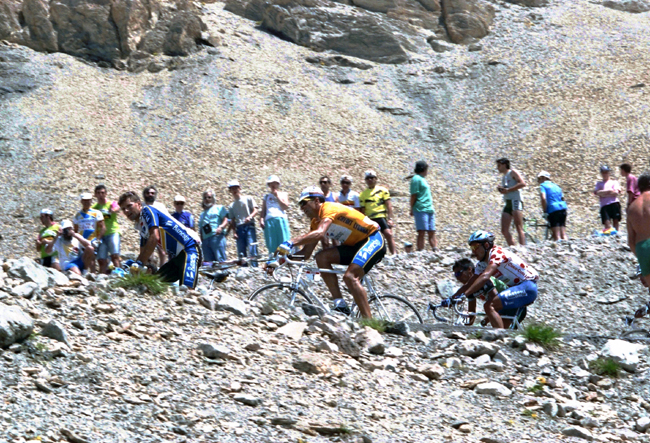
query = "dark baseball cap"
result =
(600, 165, 611, 172)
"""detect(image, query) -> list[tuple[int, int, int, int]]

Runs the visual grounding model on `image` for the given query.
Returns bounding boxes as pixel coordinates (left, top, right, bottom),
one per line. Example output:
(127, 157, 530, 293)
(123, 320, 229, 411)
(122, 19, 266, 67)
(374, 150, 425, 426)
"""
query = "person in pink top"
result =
(594, 165, 622, 231)
(620, 163, 640, 208)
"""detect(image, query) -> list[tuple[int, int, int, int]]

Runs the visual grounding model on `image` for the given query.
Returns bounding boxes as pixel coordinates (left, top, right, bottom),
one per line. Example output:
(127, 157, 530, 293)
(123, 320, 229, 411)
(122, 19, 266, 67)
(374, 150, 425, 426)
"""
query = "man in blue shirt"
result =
(119, 191, 202, 288)
(537, 171, 568, 241)
(171, 195, 195, 229)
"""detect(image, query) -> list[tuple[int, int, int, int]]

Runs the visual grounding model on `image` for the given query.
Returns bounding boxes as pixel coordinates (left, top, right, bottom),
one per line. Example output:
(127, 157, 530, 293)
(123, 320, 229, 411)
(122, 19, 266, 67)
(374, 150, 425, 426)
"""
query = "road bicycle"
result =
(428, 294, 527, 330)
(248, 257, 423, 324)
(620, 315, 650, 339)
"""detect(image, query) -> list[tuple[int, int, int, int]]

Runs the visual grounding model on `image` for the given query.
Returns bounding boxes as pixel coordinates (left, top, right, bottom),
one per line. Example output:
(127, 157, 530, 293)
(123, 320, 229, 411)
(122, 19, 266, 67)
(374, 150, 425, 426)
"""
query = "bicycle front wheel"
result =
(248, 283, 314, 314)
(620, 329, 650, 339)
(368, 294, 423, 324)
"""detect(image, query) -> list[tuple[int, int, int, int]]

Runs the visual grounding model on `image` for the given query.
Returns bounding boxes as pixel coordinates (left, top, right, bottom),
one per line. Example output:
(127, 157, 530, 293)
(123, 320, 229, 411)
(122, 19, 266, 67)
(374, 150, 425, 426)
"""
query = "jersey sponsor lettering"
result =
(139, 206, 197, 258)
(310, 202, 378, 246)
(475, 246, 538, 287)
(73, 209, 103, 240)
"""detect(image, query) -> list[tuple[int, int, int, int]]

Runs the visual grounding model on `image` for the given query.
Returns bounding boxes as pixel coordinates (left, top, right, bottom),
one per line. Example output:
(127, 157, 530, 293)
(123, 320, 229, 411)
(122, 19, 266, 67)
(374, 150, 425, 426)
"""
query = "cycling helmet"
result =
(298, 186, 324, 204)
(468, 230, 495, 245)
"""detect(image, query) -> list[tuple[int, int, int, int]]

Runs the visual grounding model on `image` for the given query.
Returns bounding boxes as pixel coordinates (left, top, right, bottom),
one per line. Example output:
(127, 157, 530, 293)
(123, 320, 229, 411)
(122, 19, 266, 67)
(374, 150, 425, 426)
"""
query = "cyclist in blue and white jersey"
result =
(119, 191, 202, 288)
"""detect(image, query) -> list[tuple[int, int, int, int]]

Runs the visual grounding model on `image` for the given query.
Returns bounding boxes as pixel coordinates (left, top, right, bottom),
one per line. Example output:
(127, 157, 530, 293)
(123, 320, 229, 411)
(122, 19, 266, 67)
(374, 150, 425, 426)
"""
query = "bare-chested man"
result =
(627, 172, 650, 317)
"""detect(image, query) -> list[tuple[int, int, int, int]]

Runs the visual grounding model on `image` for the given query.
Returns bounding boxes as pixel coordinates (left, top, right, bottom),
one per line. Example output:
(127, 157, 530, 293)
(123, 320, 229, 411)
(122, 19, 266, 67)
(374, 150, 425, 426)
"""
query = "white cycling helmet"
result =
(298, 186, 324, 204)
(468, 230, 495, 245)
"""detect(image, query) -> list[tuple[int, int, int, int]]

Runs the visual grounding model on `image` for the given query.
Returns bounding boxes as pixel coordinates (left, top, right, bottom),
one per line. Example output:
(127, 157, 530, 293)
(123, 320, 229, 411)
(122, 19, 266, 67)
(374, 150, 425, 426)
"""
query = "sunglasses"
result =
(365, 177, 376, 180)
(320, 181, 330, 184)
(300, 199, 314, 208)
(174, 202, 184, 205)
(470, 243, 481, 251)
(341, 181, 351, 185)
(453, 268, 470, 278)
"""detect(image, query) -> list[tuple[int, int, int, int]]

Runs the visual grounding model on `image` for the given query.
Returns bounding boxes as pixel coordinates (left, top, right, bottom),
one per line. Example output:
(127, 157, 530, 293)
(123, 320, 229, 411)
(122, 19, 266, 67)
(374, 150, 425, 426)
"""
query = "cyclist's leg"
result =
(181, 247, 201, 289)
(501, 204, 515, 246)
(484, 293, 505, 329)
(315, 247, 344, 300)
(491, 281, 537, 328)
(345, 232, 386, 318)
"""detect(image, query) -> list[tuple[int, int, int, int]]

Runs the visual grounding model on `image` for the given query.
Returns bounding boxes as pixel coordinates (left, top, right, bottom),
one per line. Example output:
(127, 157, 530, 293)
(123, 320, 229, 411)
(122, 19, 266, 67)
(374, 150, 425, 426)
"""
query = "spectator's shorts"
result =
(40, 256, 59, 268)
(636, 238, 650, 277)
(371, 217, 391, 232)
(503, 199, 523, 214)
(63, 258, 85, 272)
(498, 280, 537, 310)
(600, 202, 622, 224)
(157, 247, 202, 289)
(547, 209, 567, 228)
(98, 233, 121, 259)
(337, 231, 386, 274)
(414, 211, 435, 231)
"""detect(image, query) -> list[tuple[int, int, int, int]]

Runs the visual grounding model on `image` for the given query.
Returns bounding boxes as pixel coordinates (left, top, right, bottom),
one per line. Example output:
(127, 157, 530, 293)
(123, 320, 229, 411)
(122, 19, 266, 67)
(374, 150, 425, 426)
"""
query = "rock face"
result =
(504, 0, 548, 7)
(0, 303, 34, 347)
(440, 0, 495, 44)
(602, 0, 650, 12)
(0, 0, 210, 67)
(8, 257, 50, 288)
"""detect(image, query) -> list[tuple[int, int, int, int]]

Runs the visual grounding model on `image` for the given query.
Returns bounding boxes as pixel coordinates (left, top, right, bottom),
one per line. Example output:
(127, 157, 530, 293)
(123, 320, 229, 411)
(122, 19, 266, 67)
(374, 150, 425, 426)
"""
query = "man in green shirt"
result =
(409, 160, 437, 251)
(93, 184, 122, 273)
(36, 209, 61, 270)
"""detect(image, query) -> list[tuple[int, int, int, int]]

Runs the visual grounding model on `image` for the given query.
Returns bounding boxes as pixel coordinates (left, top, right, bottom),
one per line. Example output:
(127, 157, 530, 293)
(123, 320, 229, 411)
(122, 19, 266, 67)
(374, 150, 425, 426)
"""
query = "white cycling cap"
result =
(60, 219, 74, 230)
(364, 170, 377, 178)
(40, 208, 53, 215)
(227, 180, 240, 188)
(80, 192, 93, 200)
(298, 186, 324, 203)
(537, 171, 551, 179)
(340, 175, 353, 183)
(174, 195, 185, 202)
(266, 175, 281, 184)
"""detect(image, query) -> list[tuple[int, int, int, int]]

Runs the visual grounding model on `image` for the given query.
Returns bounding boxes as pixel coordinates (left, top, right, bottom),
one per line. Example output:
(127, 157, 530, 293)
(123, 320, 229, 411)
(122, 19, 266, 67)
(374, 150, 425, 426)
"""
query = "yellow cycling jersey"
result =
(310, 202, 378, 246)
(359, 186, 391, 219)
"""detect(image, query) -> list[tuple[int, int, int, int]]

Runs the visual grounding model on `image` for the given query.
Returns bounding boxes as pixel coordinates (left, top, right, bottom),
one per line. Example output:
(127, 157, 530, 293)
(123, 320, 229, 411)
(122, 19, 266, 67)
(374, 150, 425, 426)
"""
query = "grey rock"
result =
(493, 350, 510, 364)
(445, 357, 462, 368)
(216, 293, 248, 316)
(385, 321, 409, 336)
(441, 0, 495, 44)
(428, 38, 454, 53)
(266, 314, 288, 326)
(8, 257, 49, 288)
(475, 382, 512, 397)
(601, 339, 645, 372)
(316, 339, 339, 353)
(512, 335, 527, 348)
(542, 401, 559, 418)
(474, 354, 491, 365)
(233, 394, 262, 406)
(602, 0, 650, 13)
(505, 0, 548, 6)
(355, 327, 385, 354)
(276, 322, 307, 340)
(418, 363, 445, 380)
(458, 340, 499, 357)
(292, 353, 329, 374)
(198, 343, 233, 360)
(40, 320, 71, 348)
(561, 426, 593, 441)
(11, 281, 39, 298)
(44, 267, 69, 286)
(198, 295, 217, 310)
(0, 302, 34, 347)
(524, 342, 545, 356)
(481, 330, 508, 342)
(635, 416, 650, 433)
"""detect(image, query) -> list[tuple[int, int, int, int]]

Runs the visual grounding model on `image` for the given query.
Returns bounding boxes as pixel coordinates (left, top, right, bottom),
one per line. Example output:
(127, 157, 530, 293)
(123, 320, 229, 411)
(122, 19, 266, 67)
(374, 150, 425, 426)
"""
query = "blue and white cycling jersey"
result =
(139, 206, 197, 258)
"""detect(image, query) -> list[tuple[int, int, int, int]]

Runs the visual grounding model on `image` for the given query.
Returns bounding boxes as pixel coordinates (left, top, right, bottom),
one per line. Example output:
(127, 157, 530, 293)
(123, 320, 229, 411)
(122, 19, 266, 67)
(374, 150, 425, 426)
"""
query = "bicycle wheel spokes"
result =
(370, 294, 423, 324)
(248, 283, 313, 316)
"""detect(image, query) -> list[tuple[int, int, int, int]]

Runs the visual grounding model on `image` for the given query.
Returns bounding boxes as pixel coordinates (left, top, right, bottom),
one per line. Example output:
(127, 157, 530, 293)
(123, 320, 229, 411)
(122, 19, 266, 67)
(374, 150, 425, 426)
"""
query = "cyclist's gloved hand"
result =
(440, 298, 452, 308)
(123, 259, 136, 268)
(276, 240, 293, 256)
(635, 302, 650, 318)
(124, 259, 143, 269)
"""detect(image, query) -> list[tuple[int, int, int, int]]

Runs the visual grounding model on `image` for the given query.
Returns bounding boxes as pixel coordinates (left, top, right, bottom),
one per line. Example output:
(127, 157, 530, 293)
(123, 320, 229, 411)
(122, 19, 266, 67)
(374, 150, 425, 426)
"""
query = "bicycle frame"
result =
(453, 296, 525, 330)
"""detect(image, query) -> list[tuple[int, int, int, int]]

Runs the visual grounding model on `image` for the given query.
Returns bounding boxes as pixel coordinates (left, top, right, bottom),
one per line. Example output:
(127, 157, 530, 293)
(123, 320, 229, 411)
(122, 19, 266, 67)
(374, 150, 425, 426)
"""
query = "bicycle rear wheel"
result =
(620, 329, 650, 339)
(248, 283, 315, 315)
(368, 294, 423, 324)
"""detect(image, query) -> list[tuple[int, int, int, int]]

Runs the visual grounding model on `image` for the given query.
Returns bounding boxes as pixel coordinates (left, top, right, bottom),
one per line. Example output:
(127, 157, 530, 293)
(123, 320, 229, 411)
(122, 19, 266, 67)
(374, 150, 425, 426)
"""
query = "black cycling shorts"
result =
(547, 209, 567, 228)
(600, 202, 621, 224)
(371, 217, 391, 232)
(157, 247, 202, 289)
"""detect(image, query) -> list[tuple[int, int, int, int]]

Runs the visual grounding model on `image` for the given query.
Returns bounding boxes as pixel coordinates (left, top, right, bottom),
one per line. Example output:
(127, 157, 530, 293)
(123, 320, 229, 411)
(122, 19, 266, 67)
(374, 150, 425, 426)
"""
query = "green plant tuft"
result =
(527, 384, 544, 395)
(590, 358, 621, 378)
(521, 322, 562, 349)
(111, 273, 169, 295)
(359, 318, 389, 333)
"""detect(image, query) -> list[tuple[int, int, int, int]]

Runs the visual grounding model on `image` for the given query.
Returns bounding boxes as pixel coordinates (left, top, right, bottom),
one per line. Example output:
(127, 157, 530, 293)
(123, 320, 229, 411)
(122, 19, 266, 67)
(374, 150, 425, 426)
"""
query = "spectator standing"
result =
(594, 165, 622, 232)
(73, 193, 105, 273)
(409, 160, 437, 251)
(537, 171, 568, 241)
(228, 180, 259, 264)
(360, 170, 396, 254)
(620, 163, 640, 208)
(260, 175, 291, 256)
(198, 189, 230, 263)
(36, 209, 61, 270)
(46, 220, 94, 275)
(496, 158, 527, 246)
(335, 175, 361, 211)
(319, 176, 337, 202)
(93, 184, 121, 273)
(172, 195, 195, 229)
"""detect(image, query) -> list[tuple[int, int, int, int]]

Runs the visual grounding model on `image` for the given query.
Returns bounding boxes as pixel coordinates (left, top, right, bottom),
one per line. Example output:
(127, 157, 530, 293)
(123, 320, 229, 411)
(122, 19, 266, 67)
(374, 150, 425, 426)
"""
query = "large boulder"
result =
(0, 303, 34, 348)
(601, 339, 646, 372)
(602, 0, 650, 12)
(440, 0, 494, 44)
(8, 257, 50, 288)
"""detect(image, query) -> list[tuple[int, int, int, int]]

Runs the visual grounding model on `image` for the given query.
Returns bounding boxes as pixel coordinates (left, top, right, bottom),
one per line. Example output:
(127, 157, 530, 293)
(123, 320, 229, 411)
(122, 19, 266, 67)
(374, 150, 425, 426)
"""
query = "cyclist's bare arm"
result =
(292, 219, 332, 249)
(464, 264, 497, 296)
(292, 242, 318, 261)
(137, 227, 160, 263)
(454, 274, 479, 298)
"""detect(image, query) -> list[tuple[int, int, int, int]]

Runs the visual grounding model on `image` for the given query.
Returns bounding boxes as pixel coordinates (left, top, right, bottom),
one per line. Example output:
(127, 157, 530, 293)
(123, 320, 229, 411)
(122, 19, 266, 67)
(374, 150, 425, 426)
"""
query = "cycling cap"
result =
(299, 186, 324, 203)
(60, 219, 74, 230)
(364, 170, 377, 178)
(40, 208, 53, 215)
(266, 175, 281, 184)
(600, 165, 611, 172)
(174, 195, 185, 203)
(80, 192, 93, 200)
(537, 171, 551, 179)
(340, 175, 353, 183)
(227, 180, 240, 188)
(468, 230, 495, 245)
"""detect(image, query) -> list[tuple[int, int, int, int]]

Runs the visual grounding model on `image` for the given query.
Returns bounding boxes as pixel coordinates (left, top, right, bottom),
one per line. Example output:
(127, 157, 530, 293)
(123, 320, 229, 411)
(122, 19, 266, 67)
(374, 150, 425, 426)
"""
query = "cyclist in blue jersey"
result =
(537, 171, 568, 241)
(118, 191, 202, 289)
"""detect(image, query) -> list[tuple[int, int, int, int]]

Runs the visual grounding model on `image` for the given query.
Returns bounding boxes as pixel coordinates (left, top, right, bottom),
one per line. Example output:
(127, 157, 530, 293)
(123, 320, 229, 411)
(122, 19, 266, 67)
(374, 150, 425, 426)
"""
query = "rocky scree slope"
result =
(3, 237, 650, 442)
(0, 0, 650, 259)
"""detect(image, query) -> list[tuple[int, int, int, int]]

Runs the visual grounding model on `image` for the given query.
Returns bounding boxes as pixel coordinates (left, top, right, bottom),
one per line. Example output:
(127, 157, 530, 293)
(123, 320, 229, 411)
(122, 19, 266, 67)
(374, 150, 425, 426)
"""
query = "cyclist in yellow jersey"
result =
(276, 186, 387, 318)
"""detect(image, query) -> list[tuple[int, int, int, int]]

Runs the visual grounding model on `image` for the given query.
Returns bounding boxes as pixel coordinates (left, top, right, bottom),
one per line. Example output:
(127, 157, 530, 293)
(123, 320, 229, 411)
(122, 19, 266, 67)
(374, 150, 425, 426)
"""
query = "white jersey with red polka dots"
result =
(474, 246, 539, 287)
